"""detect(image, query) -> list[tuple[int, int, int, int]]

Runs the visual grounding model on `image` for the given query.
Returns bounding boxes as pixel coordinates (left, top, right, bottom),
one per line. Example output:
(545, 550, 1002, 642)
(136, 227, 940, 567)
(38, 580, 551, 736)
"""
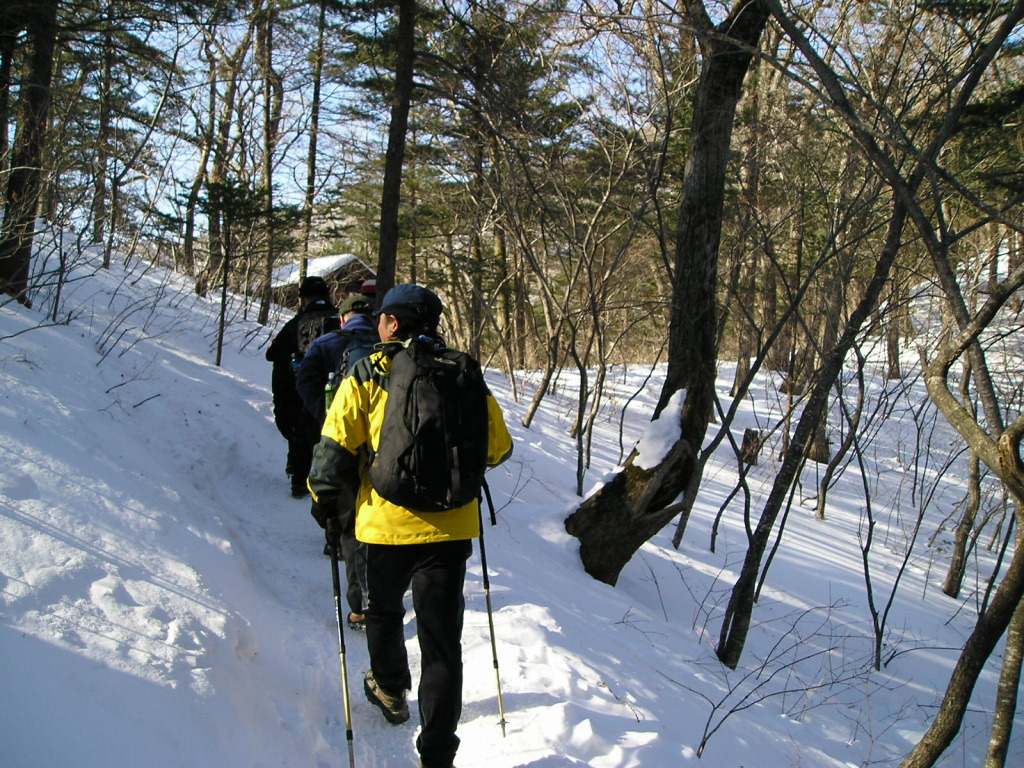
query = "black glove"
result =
(311, 499, 338, 530)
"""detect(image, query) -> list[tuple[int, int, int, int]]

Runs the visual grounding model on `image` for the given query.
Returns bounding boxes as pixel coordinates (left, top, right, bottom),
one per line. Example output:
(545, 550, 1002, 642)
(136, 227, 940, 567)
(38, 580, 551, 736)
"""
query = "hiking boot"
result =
(347, 612, 366, 631)
(419, 762, 456, 768)
(364, 670, 409, 724)
(291, 480, 309, 499)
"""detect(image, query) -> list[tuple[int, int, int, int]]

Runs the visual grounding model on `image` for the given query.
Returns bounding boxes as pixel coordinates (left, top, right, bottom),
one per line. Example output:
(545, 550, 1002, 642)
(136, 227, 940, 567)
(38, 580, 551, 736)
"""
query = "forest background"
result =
(2, 2, 1024, 767)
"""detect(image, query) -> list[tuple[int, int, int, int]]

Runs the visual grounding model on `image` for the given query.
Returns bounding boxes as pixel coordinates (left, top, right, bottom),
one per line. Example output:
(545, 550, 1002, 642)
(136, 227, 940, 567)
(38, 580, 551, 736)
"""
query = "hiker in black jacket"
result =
(265, 276, 337, 497)
(295, 294, 377, 423)
(295, 293, 378, 620)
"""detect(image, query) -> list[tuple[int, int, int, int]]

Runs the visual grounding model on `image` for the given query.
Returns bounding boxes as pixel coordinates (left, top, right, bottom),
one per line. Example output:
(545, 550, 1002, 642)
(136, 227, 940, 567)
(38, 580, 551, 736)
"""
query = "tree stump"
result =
(740, 428, 763, 465)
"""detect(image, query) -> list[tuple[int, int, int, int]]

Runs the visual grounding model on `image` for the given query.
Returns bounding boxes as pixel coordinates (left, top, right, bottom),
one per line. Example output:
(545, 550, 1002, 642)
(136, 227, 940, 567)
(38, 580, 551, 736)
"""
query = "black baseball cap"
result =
(374, 284, 443, 325)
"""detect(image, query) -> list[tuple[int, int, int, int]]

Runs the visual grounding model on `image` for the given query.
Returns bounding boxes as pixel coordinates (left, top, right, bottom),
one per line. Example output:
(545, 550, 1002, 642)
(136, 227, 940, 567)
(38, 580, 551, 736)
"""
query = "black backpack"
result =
(368, 338, 490, 512)
(295, 308, 337, 359)
(323, 330, 378, 412)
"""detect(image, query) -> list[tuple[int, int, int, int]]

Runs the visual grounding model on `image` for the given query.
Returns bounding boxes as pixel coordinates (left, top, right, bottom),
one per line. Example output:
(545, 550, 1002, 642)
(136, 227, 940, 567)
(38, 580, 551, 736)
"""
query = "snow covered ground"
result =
(1, 240, 1020, 767)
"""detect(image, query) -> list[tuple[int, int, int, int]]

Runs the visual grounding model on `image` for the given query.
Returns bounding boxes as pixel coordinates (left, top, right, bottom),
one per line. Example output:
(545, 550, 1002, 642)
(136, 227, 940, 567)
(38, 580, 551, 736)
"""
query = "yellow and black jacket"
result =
(308, 348, 513, 545)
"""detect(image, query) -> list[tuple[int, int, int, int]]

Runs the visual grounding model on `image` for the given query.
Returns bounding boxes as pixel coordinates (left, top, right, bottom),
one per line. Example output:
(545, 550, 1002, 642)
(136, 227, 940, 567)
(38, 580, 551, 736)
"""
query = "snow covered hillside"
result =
(1, 242, 1020, 767)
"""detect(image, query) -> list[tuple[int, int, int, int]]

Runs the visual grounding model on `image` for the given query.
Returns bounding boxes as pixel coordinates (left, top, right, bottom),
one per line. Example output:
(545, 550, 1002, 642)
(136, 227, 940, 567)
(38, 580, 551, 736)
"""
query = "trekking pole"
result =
(478, 482, 507, 736)
(327, 518, 357, 768)
(482, 479, 498, 527)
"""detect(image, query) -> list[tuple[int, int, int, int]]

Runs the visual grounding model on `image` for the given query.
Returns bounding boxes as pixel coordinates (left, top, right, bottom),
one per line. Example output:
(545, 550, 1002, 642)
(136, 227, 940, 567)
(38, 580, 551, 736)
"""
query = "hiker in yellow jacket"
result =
(309, 284, 512, 768)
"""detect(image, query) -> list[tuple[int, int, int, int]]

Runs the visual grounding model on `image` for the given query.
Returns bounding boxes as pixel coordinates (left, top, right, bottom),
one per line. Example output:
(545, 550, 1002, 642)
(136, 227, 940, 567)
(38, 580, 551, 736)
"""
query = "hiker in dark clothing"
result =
(296, 293, 378, 623)
(308, 284, 512, 768)
(265, 276, 337, 498)
(295, 294, 378, 423)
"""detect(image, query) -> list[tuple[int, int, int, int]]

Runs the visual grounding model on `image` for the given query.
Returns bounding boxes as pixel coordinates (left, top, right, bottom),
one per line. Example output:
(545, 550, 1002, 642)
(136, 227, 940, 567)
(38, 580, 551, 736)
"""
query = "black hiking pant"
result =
(287, 409, 320, 490)
(363, 539, 472, 768)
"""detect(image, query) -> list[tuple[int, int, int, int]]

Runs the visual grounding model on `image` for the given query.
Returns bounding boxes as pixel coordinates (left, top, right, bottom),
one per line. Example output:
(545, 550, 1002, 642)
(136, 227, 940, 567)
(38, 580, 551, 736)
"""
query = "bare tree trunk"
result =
(806, 245, 849, 464)
(758, 8, 1024, 756)
(407, 134, 420, 287)
(300, 0, 328, 275)
(185, 41, 217, 293)
(0, 0, 59, 307)
(215, 211, 232, 367)
(716, 200, 909, 668)
(0, 13, 14, 157)
(728, 51, 761, 398)
(94, 5, 113, 253)
(900, 521, 1024, 768)
(489, 219, 520, 382)
(564, 0, 770, 586)
(943, 450, 981, 598)
(731, 247, 757, 397)
(204, 20, 254, 301)
(762, 254, 784, 372)
(512, 257, 530, 369)
(258, 0, 281, 326)
(468, 138, 486, 360)
(815, 349, 865, 520)
(908, 261, 1024, 765)
(1010, 230, 1023, 312)
(984, 591, 1024, 768)
(521, 333, 561, 429)
(376, 0, 416, 300)
(886, 274, 908, 380)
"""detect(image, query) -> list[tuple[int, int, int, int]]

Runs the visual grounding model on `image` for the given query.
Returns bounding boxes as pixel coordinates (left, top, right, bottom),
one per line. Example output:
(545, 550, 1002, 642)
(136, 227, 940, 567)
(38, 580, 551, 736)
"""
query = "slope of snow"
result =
(1, 240, 1019, 767)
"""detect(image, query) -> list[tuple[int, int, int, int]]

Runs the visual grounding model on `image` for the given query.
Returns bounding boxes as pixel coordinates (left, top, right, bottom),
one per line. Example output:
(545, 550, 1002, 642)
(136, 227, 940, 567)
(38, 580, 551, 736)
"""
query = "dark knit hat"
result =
(299, 276, 330, 298)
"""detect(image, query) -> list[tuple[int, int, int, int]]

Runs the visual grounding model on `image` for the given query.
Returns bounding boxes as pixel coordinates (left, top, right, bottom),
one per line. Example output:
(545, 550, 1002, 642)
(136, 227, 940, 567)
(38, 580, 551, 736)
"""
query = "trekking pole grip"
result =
(482, 479, 497, 527)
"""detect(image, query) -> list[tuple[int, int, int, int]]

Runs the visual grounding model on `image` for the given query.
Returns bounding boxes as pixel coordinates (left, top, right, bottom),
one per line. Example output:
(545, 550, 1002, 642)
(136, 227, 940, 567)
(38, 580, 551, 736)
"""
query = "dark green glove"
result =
(311, 499, 338, 531)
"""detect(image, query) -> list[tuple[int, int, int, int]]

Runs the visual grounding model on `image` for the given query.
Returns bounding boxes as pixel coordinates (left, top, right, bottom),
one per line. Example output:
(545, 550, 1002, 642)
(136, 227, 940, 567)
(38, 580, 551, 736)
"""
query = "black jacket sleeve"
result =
(308, 435, 360, 511)
(266, 315, 300, 363)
